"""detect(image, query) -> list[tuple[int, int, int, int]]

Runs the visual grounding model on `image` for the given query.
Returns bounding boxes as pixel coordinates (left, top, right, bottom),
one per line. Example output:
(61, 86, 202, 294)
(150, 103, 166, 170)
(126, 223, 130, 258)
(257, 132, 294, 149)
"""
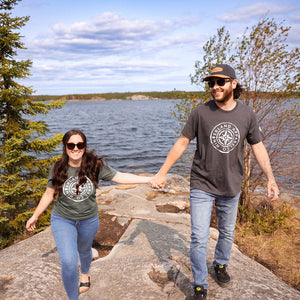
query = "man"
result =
(151, 64, 279, 299)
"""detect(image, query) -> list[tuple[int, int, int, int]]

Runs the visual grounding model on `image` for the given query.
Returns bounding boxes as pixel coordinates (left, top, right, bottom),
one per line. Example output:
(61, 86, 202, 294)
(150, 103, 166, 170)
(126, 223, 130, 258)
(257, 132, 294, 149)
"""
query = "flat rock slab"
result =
(0, 227, 64, 300)
(81, 219, 300, 300)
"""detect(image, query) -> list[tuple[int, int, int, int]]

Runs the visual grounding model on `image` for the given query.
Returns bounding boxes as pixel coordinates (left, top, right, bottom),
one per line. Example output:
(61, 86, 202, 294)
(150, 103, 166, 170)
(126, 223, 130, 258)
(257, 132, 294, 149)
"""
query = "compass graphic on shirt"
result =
(63, 176, 93, 202)
(210, 122, 240, 153)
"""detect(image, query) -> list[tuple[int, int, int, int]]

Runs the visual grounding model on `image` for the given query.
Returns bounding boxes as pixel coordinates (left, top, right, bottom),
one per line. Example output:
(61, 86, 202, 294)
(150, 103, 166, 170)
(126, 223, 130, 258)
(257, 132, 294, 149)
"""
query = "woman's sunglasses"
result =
(66, 142, 85, 150)
(208, 78, 231, 88)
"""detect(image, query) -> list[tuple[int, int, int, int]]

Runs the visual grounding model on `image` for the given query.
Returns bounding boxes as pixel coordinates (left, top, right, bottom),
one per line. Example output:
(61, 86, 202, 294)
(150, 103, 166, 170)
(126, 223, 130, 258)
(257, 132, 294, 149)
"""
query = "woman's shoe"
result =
(79, 276, 91, 294)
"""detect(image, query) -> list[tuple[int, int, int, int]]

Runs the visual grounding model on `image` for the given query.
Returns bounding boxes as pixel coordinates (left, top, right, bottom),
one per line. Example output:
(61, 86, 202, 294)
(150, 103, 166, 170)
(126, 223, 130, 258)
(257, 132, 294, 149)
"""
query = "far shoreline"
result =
(31, 91, 202, 102)
(31, 90, 300, 103)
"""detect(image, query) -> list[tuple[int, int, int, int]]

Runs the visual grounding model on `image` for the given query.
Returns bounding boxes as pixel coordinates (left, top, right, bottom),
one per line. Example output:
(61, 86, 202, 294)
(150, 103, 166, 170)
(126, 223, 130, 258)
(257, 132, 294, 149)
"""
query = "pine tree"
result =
(0, 0, 66, 247)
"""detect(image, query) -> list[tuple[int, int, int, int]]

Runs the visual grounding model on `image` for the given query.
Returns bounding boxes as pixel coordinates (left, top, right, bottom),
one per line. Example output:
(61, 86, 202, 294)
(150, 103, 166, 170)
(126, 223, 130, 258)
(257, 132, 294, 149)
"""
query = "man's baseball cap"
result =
(203, 64, 236, 81)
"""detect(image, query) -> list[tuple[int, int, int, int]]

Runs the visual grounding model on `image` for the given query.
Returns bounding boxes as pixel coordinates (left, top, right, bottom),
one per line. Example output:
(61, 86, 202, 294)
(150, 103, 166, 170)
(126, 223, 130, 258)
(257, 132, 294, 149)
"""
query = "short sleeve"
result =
(47, 164, 54, 188)
(181, 108, 199, 140)
(99, 165, 117, 181)
(246, 111, 263, 145)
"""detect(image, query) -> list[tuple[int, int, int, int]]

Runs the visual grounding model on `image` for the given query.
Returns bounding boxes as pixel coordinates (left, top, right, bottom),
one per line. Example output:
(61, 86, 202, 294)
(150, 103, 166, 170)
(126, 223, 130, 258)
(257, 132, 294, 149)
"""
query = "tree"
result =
(235, 18, 299, 207)
(0, 0, 66, 247)
(173, 17, 300, 208)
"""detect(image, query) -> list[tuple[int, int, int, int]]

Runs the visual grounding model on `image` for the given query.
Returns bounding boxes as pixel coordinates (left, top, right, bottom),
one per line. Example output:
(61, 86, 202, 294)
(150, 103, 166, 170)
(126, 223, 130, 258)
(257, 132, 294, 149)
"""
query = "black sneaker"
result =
(193, 285, 207, 299)
(214, 264, 230, 286)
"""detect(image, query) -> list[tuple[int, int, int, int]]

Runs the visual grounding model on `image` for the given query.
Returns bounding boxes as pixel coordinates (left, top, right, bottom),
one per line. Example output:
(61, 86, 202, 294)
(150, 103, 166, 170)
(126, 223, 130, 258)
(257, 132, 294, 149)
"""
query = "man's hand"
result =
(251, 142, 280, 202)
(150, 135, 190, 190)
(151, 173, 167, 189)
(267, 180, 279, 201)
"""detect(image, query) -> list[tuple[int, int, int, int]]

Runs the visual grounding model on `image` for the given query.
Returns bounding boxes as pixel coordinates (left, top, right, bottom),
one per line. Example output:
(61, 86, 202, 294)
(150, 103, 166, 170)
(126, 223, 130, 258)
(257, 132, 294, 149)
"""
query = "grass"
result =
(234, 199, 300, 290)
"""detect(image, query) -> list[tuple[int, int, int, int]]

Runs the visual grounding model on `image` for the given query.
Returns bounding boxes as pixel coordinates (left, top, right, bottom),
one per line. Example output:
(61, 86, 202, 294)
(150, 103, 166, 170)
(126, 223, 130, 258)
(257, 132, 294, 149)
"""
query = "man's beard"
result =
(211, 88, 233, 103)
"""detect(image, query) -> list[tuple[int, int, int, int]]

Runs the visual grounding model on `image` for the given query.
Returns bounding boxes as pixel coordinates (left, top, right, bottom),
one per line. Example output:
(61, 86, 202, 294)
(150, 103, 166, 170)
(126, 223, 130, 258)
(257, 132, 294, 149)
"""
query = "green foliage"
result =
(0, 0, 65, 248)
(30, 90, 207, 102)
(235, 18, 300, 206)
(190, 27, 235, 89)
(31, 90, 299, 103)
(238, 201, 296, 235)
(0, 208, 51, 249)
(0, 0, 21, 11)
(172, 17, 300, 207)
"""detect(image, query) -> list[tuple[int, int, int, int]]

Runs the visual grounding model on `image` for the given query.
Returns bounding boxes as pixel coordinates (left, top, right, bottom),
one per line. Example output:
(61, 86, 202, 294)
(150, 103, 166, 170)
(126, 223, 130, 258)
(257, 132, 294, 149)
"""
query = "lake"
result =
(42, 99, 184, 173)
(40, 99, 299, 194)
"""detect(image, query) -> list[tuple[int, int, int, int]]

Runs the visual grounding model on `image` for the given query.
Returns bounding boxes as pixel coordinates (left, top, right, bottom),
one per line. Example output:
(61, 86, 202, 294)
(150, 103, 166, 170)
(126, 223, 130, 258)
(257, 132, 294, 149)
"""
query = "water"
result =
(42, 99, 184, 174)
(39, 99, 299, 194)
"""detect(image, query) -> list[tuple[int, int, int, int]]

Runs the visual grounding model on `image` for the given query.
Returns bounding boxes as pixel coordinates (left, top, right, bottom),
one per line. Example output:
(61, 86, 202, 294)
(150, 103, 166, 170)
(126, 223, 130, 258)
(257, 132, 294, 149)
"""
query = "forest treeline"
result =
(31, 90, 300, 102)
(31, 91, 204, 101)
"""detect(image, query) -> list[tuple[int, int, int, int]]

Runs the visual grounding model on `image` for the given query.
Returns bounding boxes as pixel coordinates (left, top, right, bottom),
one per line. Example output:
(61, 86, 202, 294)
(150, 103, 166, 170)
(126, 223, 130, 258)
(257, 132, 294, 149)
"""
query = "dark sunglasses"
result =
(208, 78, 231, 88)
(66, 142, 85, 150)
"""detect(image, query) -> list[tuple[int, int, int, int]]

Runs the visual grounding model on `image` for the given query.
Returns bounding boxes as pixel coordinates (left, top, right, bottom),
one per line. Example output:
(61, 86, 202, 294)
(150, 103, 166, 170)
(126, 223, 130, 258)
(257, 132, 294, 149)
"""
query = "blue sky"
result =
(12, 0, 300, 95)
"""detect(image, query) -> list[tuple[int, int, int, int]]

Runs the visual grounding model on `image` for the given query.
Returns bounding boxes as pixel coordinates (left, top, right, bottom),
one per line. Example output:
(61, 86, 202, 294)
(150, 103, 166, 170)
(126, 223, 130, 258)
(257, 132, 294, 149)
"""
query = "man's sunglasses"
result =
(66, 142, 85, 150)
(207, 78, 231, 88)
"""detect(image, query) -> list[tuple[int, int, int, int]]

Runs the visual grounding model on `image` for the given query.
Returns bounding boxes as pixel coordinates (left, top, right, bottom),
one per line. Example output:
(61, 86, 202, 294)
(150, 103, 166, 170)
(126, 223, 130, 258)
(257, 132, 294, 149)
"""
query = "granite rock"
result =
(0, 174, 299, 300)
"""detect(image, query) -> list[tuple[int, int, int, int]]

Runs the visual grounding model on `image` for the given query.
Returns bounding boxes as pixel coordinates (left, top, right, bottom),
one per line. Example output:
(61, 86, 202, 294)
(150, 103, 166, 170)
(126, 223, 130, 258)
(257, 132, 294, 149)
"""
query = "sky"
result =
(10, 0, 300, 95)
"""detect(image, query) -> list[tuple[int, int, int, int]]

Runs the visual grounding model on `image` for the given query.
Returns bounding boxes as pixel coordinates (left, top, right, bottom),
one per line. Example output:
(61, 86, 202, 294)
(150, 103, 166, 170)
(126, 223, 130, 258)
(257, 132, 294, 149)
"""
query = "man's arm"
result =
(251, 141, 279, 201)
(151, 134, 190, 189)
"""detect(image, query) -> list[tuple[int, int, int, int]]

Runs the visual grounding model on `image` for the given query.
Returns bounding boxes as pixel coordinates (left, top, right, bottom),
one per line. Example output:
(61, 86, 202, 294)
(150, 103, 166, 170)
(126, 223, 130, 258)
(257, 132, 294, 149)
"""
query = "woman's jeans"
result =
(190, 188, 240, 289)
(51, 212, 99, 300)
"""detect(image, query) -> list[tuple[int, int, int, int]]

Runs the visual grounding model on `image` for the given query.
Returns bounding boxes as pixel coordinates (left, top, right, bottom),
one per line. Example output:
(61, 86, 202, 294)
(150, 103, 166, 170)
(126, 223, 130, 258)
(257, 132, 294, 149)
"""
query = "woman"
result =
(26, 129, 152, 300)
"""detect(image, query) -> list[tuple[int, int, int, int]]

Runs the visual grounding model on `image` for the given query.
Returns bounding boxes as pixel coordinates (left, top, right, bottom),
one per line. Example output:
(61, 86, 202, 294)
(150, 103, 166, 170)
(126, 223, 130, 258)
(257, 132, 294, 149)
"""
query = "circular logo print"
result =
(210, 122, 240, 153)
(63, 176, 94, 202)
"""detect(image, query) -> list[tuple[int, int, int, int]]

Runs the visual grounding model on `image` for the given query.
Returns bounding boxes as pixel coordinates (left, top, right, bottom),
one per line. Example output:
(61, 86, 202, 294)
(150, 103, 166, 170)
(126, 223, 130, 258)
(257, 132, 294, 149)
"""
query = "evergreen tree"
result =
(0, 0, 65, 247)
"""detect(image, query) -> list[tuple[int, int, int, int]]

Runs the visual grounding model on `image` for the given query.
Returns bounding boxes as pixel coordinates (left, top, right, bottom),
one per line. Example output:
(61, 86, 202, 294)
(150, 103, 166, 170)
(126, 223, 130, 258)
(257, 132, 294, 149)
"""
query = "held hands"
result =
(150, 173, 167, 189)
(26, 215, 38, 232)
(267, 180, 280, 201)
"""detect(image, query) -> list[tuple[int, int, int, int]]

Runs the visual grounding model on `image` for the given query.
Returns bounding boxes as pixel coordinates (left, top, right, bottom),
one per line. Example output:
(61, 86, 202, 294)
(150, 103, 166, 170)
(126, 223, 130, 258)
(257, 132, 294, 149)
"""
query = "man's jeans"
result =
(51, 212, 99, 300)
(190, 188, 240, 288)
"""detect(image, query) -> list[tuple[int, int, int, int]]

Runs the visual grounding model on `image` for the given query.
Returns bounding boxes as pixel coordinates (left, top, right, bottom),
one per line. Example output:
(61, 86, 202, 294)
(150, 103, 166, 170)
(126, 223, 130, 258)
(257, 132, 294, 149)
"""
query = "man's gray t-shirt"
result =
(182, 100, 262, 197)
(48, 164, 117, 220)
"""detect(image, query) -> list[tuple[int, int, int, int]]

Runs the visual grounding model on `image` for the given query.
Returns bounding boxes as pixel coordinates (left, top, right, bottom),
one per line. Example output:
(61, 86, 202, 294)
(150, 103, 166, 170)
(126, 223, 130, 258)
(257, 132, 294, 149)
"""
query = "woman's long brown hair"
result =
(51, 129, 105, 196)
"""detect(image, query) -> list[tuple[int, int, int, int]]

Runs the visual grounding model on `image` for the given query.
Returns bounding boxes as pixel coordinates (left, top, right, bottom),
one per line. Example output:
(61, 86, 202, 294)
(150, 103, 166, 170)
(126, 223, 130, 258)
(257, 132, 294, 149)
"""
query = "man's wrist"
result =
(157, 171, 167, 177)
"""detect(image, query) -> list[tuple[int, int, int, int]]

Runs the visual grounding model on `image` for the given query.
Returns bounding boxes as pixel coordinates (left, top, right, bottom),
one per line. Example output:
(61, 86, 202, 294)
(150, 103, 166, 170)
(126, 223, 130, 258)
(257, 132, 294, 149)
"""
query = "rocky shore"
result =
(0, 174, 299, 299)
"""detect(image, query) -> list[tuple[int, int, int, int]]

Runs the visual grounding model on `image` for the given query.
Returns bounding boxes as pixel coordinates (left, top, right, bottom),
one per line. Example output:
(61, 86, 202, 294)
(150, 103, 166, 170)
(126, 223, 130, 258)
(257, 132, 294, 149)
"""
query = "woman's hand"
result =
(26, 215, 38, 231)
(25, 187, 55, 232)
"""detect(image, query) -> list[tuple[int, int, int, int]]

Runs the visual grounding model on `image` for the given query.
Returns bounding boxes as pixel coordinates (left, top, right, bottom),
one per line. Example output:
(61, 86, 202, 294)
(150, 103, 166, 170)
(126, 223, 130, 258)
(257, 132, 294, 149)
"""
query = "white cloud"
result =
(23, 12, 202, 58)
(33, 12, 181, 54)
(219, 2, 295, 22)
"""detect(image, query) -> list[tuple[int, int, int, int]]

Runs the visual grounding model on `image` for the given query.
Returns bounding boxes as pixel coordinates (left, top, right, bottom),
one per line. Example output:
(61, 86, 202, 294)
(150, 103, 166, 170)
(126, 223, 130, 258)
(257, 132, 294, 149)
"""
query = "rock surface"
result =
(0, 174, 299, 300)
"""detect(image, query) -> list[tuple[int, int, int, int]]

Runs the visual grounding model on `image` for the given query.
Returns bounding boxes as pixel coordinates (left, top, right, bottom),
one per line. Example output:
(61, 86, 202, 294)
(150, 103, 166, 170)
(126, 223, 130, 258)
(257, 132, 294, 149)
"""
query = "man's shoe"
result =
(214, 264, 230, 286)
(193, 285, 207, 299)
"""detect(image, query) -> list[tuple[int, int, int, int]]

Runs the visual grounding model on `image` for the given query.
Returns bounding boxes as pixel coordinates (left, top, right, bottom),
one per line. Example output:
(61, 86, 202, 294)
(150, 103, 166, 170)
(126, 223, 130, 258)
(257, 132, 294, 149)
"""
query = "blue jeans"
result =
(190, 188, 240, 289)
(51, 212, 99, 300)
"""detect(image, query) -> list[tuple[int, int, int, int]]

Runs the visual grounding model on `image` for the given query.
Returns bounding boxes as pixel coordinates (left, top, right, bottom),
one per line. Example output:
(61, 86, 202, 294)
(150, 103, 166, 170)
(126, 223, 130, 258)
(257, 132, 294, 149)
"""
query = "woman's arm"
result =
(26, 187, 55, 231)
(111, 172, 152, 184)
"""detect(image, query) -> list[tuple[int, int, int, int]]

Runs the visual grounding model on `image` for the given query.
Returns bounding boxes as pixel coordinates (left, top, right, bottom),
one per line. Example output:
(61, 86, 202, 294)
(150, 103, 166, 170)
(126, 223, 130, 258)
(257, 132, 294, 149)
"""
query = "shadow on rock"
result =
(121, 220, 193, 298)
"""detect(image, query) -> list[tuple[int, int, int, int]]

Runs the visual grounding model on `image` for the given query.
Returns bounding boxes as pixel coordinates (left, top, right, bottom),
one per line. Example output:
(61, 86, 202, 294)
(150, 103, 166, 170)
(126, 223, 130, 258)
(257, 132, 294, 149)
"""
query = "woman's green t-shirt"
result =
(48, 164, 117, 220)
